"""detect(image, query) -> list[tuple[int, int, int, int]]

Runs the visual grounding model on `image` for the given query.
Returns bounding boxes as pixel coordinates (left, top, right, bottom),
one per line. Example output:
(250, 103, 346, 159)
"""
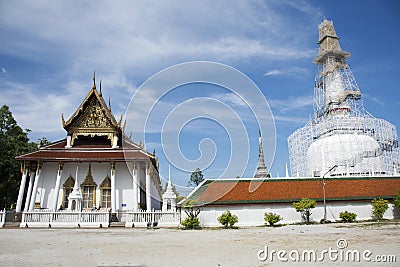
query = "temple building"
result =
(15, 75, 162, 220)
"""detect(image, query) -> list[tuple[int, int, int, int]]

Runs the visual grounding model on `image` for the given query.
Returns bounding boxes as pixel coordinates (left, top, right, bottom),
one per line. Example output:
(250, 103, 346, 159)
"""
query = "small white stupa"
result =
(162, 165, 177, 212)
(68, 166, 83, 211)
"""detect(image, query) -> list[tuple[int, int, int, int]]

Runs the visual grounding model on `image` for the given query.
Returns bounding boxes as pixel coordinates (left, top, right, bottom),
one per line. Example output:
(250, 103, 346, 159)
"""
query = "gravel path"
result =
(0, 223, 399, 266)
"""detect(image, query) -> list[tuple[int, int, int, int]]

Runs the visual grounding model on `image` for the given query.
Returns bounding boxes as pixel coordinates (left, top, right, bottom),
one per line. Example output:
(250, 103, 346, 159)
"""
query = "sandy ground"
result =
(0, 223, 399, 267)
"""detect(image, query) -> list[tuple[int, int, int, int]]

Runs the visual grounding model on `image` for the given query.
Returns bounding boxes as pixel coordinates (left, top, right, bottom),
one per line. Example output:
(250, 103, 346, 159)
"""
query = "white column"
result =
(29, 163, 42, 211)
(24, 168, 35, 212)
(146, 163, 151, 211)
(52, 162, 63, 211)
(112, 136, 119, 148)
(65, 135, 71, 148)
(16, 164, 29, 213)
(132, 162, 138, 211)
(111, 162, 116, 213)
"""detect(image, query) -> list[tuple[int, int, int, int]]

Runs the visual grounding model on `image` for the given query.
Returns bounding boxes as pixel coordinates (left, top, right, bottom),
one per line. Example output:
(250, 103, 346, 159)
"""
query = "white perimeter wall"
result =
(35, 161, 160, 211)
(184, 201, 397, 227)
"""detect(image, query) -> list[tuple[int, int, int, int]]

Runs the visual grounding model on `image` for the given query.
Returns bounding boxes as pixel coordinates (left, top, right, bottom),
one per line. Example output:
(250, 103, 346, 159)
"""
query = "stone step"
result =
(3, 222, 20, 228)
(109, 222, 125, 227)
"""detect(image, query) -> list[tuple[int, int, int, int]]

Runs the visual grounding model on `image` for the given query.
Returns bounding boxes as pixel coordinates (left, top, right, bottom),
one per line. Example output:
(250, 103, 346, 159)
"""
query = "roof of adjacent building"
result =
(16, 138, 156, 162)
(183, 176, 400, 205)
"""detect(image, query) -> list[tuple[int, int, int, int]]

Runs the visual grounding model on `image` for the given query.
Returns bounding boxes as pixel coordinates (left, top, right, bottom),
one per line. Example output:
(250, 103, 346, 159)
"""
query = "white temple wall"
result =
(33, 161, 161, 211)
(115, 162, 134, 210)
(187, 202, 396, 227)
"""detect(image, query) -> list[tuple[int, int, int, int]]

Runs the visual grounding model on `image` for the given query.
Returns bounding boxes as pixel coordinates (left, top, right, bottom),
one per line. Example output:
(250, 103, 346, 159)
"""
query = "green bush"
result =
(293, 198, 316, 224)
(393, 191, 400, 208)
(181, 199, 201, 229)
(264, 212, 282, 226)
(339, 211, 357, 222)
(181, 216, 200, 229)
(217, 210, 238, 228)
(371, 198, 389, 221)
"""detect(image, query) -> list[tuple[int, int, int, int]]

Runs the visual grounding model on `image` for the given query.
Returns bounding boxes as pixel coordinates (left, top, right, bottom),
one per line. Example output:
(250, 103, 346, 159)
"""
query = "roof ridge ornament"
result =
(99, 79, 102, 96)
(92, 71, 96, 90)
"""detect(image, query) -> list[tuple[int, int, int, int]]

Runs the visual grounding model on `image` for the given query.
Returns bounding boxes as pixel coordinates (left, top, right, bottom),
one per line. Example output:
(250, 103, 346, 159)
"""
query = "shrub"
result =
(264, 212, 282, 226)
(181, 199, 201, 229)
(181, 216, 200, 229)
(371, 198, 389, 221)
(393, 191, 400, 208)
(293, 198, 316, 224)
(217, 210, 238, 228)
(339, 211, 357, 222)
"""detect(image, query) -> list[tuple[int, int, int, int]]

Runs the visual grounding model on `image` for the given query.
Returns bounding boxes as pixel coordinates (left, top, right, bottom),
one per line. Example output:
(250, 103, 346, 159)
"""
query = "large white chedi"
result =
(288, 20, 399, 177)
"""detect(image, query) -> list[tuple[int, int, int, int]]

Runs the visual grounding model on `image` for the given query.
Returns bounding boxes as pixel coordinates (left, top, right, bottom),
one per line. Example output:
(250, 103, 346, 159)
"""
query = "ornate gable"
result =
(62, 75, 123, 147)
(70, 94, 113, 129)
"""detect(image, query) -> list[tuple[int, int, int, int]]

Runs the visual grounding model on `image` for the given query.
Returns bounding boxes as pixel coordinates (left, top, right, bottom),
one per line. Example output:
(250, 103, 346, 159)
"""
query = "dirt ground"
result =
(0, 222, 399, 267)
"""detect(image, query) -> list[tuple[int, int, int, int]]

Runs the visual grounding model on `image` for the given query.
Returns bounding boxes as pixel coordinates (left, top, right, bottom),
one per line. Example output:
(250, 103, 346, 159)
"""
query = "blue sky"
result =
(1, 0, 399, 194)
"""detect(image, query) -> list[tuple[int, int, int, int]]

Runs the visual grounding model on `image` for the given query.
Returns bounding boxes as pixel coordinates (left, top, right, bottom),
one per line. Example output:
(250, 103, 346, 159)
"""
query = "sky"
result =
(1, 0, 399, 194)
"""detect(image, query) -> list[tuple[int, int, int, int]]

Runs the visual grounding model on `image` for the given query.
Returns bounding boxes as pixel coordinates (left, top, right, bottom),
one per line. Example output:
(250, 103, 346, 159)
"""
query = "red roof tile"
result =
(16, 139, 153, 162)
(187, 177, 400, 205)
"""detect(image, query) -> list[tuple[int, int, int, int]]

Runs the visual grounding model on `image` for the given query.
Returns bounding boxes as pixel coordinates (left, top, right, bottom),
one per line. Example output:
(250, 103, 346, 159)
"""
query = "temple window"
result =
(82, 186, 95, 209)
(100, 175, 111, 209)
(62, 175, 75, 209)
(80, 164, 97, 209)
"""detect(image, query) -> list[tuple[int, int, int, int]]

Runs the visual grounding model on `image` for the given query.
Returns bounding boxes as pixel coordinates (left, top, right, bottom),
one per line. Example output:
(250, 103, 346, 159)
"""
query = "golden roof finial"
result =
(99, 79, 102, 96)
(92, 71, 96, 90)
(108, 97, 111, 111)
(122, 119, 126, 132)
(62, 113, 65, 126)
(118, 114, 123, 126)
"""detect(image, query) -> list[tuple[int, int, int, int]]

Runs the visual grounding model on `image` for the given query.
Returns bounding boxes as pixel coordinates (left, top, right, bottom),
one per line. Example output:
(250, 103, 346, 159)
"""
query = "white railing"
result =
(125, 210, 180, 227)
(21, 210, 110, 228)
(0, 209, 5, 227)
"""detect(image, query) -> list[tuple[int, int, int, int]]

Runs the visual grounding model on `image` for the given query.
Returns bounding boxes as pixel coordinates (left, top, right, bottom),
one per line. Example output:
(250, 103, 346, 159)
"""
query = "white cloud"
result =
(1, 68, 6, 75)
(269, 95, 313, 113)
(210, 93, 248, 107)
(264, 67, 308, 77)
(364, 94, 384, 106)
(273, 115, 309, 124)
(264, 69, 283, 76)
(0, 1, 318, 74)
(0, 0, 320, 144)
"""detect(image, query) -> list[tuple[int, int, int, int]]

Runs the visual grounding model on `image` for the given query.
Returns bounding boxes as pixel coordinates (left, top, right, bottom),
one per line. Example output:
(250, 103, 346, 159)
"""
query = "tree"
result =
(293, 198, 316, 224)
(371, 198, 389, 221)
(264, 212, 282, 226)
(188, 168, 204, 187)
(181, 199, 201, 229)
(37, 137, 51, 148)
(0, 105, 38, 209)
(218, 210, 238, 228)
(393, 191, 400, 208)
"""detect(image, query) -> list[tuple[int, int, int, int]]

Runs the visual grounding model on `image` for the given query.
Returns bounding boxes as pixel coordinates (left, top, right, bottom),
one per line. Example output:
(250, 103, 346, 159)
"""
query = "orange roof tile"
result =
(187, 177, 400, 205)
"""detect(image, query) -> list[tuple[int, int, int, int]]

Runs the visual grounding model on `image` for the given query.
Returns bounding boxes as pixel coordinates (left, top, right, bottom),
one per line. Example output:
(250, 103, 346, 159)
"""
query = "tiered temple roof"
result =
(17, 75, 157, 167)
